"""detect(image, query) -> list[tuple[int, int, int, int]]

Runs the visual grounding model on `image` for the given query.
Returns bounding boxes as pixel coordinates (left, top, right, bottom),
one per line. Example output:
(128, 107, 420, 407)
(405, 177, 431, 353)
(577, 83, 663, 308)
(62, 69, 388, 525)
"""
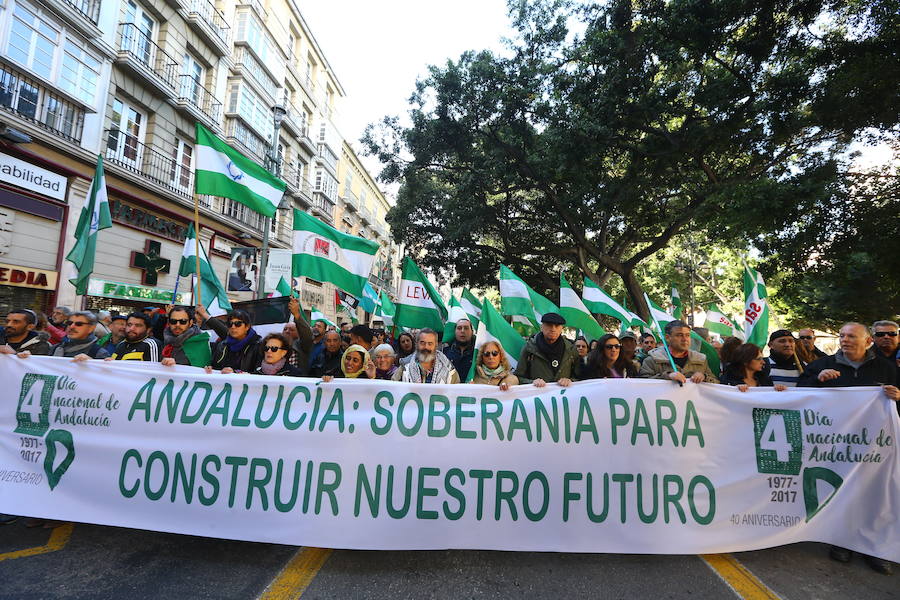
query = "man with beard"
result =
(0, 309, 51, 355)
(797, 328, 828, 359)
(309, 331, 344, 378)
(513, 313, 577, 388)
(764, 330, 804, 387)
(107, 313, 160, 361)
(393, 328, 460, 383)
(160, 306, 210, 367)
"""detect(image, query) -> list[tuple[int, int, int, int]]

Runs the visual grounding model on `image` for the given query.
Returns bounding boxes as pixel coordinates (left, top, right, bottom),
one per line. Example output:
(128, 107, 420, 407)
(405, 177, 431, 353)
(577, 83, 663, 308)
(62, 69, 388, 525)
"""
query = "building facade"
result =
(0, 0, 395, 324)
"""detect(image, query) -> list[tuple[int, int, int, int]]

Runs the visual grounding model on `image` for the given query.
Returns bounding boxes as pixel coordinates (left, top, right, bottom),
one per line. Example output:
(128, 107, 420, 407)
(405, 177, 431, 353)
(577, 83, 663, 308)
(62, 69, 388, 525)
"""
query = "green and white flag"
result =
(310, 306, 335, 328)
(66, 154, 111, 295)
(376, 290, 395, 328)
(360, 281, 380, 313)
(179, 223, 232, 316)
(292, 209, 379, 298)
(194, 123, 286, 218)
(499, 265, 558, 325)
(703, 304, 736, 338)
(646, 295, 674, 327)
(460, 288, 483, 328)
(442, 294, 470, 343)
(474, 300, 526, 370)
(393, 257, 447, 331)
(510, 314, 537, 337)
(271, 275, 294, 298)
(582, 278, 641, 326)
(743, 266, 770, 348)
(559, 273, 605, 339)
(671, 287, 683, 319)
(731, 315, 745, 340)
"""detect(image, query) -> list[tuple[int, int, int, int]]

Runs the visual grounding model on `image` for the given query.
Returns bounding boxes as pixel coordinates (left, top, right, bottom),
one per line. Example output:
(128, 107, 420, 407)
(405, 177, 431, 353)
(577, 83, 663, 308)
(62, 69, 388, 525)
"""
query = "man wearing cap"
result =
(765, 330, 805, 387)
(639, 320, 718, 383)
(619, 330, 641, 372)
(513, 313, 578, 388)
(98, 314, 127, 355)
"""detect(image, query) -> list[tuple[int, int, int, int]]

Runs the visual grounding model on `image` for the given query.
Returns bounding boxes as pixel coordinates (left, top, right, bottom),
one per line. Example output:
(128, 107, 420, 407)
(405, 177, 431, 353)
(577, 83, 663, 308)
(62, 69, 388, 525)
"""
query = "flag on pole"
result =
(703, 304, 736, 338)
(670, 287, 683, 319)
(335, 290, 358, 324)
(643, 293, 680, 374)
(194, 123, 286, 218)
(360, 282, 380, 313)
(269, 275, 294, 298)
(499, 265, 558, 325)
(510, 314, 537, 337)
(743, 266, 770, 348)
(178, 223, 232, 316)
(442, 294, 470, 343)
(559, 273, 605, 340)
(460, 288, 483, 329)
(66, 154, 111, 295)
(474, 300, 526, 370)
(376, 290, 395, 327)
(393, 257, 447, 330)
(310, 306, 336, 328)
(731, 315, 745, 340)
(582, 279, 641, 326)
(292, 209, 379, 298)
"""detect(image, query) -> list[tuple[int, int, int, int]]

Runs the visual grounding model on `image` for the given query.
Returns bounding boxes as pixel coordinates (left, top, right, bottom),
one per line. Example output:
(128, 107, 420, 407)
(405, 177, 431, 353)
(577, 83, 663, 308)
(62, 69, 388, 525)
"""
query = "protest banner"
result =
(1, 356, 897, 560)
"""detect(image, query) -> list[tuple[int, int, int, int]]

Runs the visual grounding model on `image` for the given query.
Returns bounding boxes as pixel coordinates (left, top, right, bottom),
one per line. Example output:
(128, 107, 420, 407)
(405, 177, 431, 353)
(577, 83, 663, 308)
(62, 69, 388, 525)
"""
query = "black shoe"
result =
(864, 555, 893, 575)
(829, 546, 852, 563)
(0, 514, 18, 525)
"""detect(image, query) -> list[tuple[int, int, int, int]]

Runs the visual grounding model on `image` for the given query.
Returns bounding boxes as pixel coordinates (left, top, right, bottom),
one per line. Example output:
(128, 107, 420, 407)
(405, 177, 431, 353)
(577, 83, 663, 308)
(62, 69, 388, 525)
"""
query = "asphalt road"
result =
(0, 521, 896, 599)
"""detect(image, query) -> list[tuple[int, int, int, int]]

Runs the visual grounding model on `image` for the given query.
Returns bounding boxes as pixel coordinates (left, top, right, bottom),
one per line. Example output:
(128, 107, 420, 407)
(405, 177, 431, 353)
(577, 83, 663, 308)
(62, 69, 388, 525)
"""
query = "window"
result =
(107, 98, 144, 167)
(59, 41, 100, 103)
(169, 138, 193, 191)
(231, 82, 273, 140)
(8, 2, 59, 80)
(235, 11, 272, 64)
(123, 1, 155, 67)
(181, 53, 204, 105)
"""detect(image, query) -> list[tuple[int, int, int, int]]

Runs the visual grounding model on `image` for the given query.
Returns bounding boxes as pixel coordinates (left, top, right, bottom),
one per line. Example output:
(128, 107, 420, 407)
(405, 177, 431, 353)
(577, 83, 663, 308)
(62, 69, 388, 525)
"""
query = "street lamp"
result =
(257, 103, 287, 299)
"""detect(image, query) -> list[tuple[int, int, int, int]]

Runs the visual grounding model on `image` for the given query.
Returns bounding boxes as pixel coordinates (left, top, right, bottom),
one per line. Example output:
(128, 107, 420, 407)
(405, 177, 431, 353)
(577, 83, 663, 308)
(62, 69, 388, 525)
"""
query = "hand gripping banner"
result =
(1, 356, 898, 560)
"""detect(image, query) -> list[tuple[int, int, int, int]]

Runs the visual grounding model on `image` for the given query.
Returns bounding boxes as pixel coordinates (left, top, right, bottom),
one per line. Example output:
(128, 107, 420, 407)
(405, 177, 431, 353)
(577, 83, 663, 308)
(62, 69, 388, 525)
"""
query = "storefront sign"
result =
(109, 200, 187, 242)
(0, 153, 67, 201)
(87, 278, 191, 305)
(129, 240, 171, 286)
(0, 262, 58, 290)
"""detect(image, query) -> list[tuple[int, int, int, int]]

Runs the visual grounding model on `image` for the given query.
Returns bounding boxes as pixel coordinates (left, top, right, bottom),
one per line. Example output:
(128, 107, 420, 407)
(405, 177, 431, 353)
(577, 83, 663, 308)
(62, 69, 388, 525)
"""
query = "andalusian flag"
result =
(66, 154, 111, 295)
(393, 257, 447, 330)
(499, 265, 558, 325)
(270, 276, 294, 298)
(377, 290, 395, 327)
(704, 304, 736, 338)
(178, 223, 231, 316)
(646, 295, 674, 326)
(670, 287, 683, 319)
(310, 306, 335, 328)
(582, 278, 640, 326)
(474, 300, 526, 370)
(743, 266, 770, 348)
(460, 288, 483, 328)
(559, 273, 604, 339)
(732, 316, 745, 340)
(442, 294, 470, 343)
(510, 314, 537, 337)
(194, 123, 286, 218)
(292, 209, 379, 297)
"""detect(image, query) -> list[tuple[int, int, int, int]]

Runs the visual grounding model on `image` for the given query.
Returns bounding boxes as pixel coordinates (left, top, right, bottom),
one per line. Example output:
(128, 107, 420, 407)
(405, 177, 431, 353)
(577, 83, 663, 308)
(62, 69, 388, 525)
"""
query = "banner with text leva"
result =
(1, 356, 898, 560)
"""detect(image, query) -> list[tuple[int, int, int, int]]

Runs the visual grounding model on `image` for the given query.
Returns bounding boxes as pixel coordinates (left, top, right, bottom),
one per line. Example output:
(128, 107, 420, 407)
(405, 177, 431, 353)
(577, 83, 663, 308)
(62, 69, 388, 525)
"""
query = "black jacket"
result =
(309, 350, 343, 378)
(205, 318, 264, 372)
(8, 331, 51, 355)
(798, 349, 898, 388)
(253, 363, 304, 377)
(720, 369, 775, 387)
(443, 341, 474, 380)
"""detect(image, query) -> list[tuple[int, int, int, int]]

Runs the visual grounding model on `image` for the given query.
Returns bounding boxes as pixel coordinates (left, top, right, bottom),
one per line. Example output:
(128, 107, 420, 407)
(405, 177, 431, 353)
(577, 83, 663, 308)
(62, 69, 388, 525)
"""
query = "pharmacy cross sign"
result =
(130, 239, 170, 286)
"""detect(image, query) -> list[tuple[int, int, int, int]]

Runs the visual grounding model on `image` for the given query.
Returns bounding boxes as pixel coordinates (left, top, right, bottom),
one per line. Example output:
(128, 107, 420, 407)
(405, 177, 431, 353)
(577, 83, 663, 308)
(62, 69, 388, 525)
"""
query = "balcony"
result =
(295, 179, 313, 207)
(231, 47, 278, 101)
(316, 143, 338, 173)
(175, 74, 222, 131)
(0, 62, 86, 143)
(105, 129, 191, 199)
(115, 23, 177, 97)
(41, 0, 101, 38)
(359, 204, 373, 225)
(185, 0, 231, 56)
(224, 117, 266, 164)
(237, 0, 267, 19)
(342, 188, 359, 212)
(311, 192, 334, 224)
(280, 101, 308, 139)
(280, 162, 301, 194)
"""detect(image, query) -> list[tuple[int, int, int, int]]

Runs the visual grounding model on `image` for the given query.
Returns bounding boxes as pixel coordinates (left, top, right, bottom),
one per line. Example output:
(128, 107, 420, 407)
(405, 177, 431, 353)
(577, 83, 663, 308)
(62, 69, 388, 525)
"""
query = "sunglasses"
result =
(264, 345, 286, 352)
(168, 318, 189, 325)
(605, 344, 622, 350)
(874, 331, 898, 337)
(228, 320, 246, 328)
(482, 351, 500, 357)
(798, 335, 813, 340)
(64, 321, 90, 327)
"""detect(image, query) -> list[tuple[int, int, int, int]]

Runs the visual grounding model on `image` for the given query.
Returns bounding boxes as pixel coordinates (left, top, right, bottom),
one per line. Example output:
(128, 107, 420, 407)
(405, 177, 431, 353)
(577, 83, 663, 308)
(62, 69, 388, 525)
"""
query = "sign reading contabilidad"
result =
(0, 356, 898, 559)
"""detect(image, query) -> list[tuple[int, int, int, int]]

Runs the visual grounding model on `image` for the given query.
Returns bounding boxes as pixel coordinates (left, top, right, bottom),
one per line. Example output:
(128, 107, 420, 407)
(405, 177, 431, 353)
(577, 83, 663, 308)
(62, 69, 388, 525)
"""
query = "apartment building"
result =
(0, 0, 395, 323)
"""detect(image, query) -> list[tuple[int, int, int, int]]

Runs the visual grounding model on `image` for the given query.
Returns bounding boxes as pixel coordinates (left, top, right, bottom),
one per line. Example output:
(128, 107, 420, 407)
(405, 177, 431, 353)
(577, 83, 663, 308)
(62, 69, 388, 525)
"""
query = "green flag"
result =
(310, 306, 336, 328)
(377, 290, 396, 327)
(194, 122, 286, 218)
(558, 273, 605, 339)
(182, 331, 212, 367)
(273, 276, 293, 298)
(693, 333, 721, 376)
(499, 265, 558, 325)
(460, 288, 482, 329)
(703, 304, 736, 338)
(474, 300, 527, 370)
(743, 266, 770, 348)
(443, 294, 471, 343)
(66, 154, 111, 295)
(671, 287, 683, 319)
(393, 257, 447, 331)
(510, 314, 537, 337)
(179, 223, 232, 316)
(581, 278, 642, 326)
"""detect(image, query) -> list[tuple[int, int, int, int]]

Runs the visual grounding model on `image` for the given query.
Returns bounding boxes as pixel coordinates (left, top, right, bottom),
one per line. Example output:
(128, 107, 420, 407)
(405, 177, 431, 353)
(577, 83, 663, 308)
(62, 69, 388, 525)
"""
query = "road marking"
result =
(0, 523, 74, 562)
(701, 553, 781, 600)
(258, 547, 332, 600)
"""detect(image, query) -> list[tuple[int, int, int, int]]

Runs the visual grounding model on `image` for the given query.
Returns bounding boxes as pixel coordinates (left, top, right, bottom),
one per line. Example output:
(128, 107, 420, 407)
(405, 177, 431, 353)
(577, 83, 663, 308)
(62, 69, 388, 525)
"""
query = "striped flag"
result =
(743, 266, 770, 348)
(194, 123, 286, 218)
(393, 257, 447, 330)
(499, 265, 558, 325)
(559, 273, 605, 339)
(66, 154, 111, 295)
(376, 290, 395, 327)
(474, 299, 526, 370)
(703, 304, 736, 337)
(178, 223, 232, 316)
(670, 287, 683, 319)
(460, 288, 483, 328)
(310, 306, 336, 328)
(582, 278, 641, 326)
(442, 294, 470, 343)
(335, 290, 358, 324)
(292, 209, 379, 298)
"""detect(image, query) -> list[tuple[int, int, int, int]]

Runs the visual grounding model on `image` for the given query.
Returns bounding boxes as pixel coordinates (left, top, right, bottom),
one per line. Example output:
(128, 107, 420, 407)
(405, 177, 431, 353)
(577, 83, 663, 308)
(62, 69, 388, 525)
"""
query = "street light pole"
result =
(257, 104, 287, 299)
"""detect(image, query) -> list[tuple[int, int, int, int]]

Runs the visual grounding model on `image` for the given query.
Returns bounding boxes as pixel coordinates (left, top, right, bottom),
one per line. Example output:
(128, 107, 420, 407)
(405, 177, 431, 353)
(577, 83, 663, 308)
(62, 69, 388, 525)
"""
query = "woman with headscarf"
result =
(322, 344, 374, 382)
(470, 341, 518, 390)
(371, 343, 398, 380)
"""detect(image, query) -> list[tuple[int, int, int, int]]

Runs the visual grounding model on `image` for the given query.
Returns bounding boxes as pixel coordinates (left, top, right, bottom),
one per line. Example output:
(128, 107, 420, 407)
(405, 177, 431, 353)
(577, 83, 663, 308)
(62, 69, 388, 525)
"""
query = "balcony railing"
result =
(233, 46, 277, 95)
(316, 143, 337, 171)
(64, 0, 101, 24)
(105, 129, 192, 198)
(187, 0, 230, 47)
(0, 62, 85, 143)
(117, 23, 177, 92)
(342, 188, 359, 212)
(176, 74, 222, 125)
(311, 192, 334, 223)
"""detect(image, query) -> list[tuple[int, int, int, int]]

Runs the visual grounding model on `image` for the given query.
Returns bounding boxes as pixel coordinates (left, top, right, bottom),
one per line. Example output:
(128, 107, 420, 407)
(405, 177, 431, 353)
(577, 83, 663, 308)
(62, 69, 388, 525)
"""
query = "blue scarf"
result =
(224, 328, 258, 353)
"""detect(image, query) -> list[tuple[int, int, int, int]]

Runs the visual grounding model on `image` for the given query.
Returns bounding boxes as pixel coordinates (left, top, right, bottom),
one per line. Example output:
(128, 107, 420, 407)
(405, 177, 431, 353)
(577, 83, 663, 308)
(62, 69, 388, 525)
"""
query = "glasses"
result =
(798, 335, 813, 340)
(264, 345, 285, 353)
(482, 351, 500, 357)
(168, 318, 189, 325)
(228, 320, 246, 328)
(605, 344, 622, 350)
(64, 321, 90, 327)
(874, 331, 898, 338)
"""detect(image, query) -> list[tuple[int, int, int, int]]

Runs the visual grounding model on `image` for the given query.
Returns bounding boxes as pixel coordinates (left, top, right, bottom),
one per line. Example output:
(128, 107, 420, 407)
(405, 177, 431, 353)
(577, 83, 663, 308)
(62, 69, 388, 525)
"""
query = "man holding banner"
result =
(639, 320, 718, 384)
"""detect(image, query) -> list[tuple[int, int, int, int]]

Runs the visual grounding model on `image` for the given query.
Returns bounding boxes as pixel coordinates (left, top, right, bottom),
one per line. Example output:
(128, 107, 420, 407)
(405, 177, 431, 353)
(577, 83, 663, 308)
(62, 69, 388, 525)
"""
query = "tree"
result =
(365, 0, 898, 320)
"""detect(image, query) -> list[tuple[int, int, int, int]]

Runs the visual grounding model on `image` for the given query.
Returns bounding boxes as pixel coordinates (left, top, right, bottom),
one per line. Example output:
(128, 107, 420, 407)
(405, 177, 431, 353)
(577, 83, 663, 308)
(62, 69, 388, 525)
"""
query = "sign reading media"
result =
(0, 153, 68, 201)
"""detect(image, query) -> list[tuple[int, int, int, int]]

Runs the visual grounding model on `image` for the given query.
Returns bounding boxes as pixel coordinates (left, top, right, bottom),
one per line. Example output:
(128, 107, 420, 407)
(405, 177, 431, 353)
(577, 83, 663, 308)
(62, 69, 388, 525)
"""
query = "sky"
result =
(300, 0, 515, 186)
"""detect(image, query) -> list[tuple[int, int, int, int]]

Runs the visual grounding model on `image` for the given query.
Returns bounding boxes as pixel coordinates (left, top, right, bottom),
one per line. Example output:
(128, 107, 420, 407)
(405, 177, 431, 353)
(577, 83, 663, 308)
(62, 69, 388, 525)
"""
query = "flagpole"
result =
(193, 193, 202, 307)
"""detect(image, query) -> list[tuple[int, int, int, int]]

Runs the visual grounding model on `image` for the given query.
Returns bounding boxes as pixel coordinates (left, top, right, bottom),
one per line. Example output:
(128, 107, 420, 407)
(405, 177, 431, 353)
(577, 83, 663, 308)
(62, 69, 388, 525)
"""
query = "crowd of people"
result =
(1, 302, 898, 573)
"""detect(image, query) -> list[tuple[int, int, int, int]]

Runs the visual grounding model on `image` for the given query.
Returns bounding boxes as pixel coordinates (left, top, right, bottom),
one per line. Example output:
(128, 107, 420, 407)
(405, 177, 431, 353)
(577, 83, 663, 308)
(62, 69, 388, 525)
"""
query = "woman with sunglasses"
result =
(470, 341, 518, 390)
(197, 306, 264, 374)
(322, 344, 375, 382)
(581, 334, 637, 379)
(253, 333, 303, 377)
(720, 343, 787, 392)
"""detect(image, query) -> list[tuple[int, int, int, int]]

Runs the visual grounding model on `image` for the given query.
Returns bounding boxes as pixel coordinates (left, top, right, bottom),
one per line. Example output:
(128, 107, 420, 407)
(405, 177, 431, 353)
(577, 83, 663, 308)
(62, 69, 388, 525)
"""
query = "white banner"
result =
(1, 356, 898, 560)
